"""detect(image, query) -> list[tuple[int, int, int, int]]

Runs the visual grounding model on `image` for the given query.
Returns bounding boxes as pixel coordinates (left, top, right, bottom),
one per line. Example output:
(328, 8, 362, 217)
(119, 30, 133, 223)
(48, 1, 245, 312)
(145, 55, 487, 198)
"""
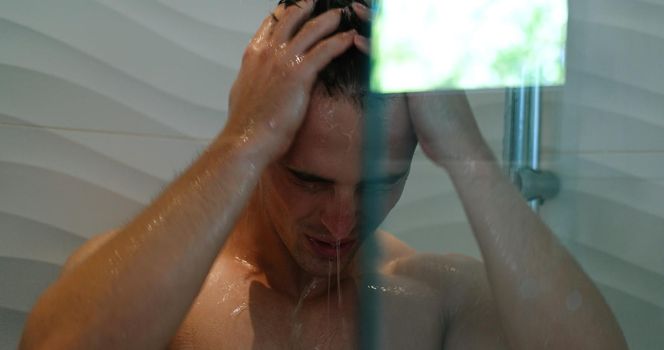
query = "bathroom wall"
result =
(385, 1, 664, 349)
(543, 1, 664, 348)
(0, 1, 267, 347)
(1, 0, 662, 349)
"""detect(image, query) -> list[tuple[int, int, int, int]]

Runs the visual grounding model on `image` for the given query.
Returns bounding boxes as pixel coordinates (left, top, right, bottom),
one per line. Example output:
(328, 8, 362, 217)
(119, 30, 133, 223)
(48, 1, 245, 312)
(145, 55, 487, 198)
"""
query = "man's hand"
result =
(222, 0, 357, 162)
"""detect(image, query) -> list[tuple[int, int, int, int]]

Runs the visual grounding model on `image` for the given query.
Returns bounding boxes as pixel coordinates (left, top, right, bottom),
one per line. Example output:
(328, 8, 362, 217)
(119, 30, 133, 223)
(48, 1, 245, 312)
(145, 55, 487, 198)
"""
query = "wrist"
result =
(444, 142, 504, 189)
(213, 119, 288, 167)
(432, 136, 494, 169)
(209, 130, 273, 173)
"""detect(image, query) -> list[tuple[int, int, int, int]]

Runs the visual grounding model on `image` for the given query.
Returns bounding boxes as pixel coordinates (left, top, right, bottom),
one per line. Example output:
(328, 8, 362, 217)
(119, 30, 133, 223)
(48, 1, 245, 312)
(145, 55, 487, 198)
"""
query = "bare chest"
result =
(170, 274, 444, 349)
(170, 277, 357, 349)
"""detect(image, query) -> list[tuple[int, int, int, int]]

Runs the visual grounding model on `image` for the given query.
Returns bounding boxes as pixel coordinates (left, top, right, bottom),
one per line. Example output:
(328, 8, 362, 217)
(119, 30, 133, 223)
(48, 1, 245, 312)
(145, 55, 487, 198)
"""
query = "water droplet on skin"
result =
(230, 302, 248, 317)
(327, 259, 332, 327)
(483, 214, 519, 272)
(288, 54, 304, 68)
(128, 236, 141, 252)
(290, 279, 320, 345)
(292, 279, 319, 319)
(291, 322, 303, 344)
(233, 119, 256, 146)
(366, 284, 409, 296)
(341, 118, 360, 153)
(221, 281, 238, 302)
(191, 177, 203, 192)
(463, 160, 478, 176)
(234, 256, 258, 272)
(566, 290, 583, 311)
(336, 241, 342, 307)
(324, 109, 338, 130)
(208, 271, 221, 284)
(146, 215, 165, 232)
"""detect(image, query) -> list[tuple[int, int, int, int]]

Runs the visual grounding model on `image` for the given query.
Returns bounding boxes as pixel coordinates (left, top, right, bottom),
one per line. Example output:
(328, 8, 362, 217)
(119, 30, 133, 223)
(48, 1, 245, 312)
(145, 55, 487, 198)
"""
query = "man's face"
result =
(259, 88, 417, 276)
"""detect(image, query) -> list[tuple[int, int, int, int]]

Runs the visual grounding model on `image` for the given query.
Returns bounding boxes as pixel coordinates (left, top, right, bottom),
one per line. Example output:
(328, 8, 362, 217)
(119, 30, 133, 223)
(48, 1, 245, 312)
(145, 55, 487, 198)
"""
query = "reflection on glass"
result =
(372, 0, 568, 92)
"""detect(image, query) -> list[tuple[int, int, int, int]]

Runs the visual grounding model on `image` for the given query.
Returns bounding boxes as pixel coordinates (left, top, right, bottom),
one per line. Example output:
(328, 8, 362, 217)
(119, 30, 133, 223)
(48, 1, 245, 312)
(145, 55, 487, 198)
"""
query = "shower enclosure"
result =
(1, 0, 663, 349)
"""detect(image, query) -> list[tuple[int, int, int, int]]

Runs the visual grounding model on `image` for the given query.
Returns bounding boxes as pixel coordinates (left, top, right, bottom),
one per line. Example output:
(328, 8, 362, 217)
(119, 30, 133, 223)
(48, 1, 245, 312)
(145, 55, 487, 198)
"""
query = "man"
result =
(21, 1, 627, 349)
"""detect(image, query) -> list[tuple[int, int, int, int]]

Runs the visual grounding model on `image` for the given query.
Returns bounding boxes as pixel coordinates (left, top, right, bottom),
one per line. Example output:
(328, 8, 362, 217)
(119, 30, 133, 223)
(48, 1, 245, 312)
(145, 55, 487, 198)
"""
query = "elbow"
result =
(19, 316, 66, 350)
(19, 329, 55, 350)
(19, 321, 55, 350)
(19, 303, 90, 350)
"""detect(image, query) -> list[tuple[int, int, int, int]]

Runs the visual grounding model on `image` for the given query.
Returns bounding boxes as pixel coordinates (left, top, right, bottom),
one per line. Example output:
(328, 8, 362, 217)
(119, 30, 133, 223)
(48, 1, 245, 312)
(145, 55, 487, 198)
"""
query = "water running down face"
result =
(259, 87, 417, 277)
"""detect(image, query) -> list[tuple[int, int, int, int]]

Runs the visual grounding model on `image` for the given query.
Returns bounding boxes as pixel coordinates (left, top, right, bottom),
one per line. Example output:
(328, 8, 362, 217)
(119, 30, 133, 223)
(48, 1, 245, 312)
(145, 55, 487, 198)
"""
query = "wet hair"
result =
(278, 0, 371, 104)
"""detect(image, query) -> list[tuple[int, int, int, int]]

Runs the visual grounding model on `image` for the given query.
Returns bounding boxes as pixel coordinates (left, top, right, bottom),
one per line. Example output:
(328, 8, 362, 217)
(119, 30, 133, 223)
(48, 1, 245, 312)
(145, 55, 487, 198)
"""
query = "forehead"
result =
(283, 90, 416, 178)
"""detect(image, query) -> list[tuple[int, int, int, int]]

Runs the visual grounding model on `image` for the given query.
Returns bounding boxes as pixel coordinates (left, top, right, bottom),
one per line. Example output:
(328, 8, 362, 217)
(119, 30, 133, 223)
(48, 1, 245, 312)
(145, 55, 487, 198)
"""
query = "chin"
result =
(294, 244, 359, 278)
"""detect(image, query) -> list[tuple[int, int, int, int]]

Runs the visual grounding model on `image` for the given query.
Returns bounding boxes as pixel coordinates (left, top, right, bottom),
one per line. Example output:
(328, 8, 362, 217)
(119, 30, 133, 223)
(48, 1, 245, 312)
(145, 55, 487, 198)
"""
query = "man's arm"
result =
(20, 138, 266, 350)
(406, 92, 628, 349)
(349, 3, 626, 345)
(19, 1, 357, 348)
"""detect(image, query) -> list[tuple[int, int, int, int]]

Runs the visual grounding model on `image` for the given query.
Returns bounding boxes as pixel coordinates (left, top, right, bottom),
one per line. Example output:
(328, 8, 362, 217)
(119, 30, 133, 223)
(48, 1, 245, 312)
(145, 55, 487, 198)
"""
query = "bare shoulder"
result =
(382, 248, 508, 349)
(61, 228, 119, 275)
(375, 232, 488, 308)
(375, 229, 483, 286)
(375, 229, 418, 264)
(383, 250, 490, 310)
(388, 252, 485, 289)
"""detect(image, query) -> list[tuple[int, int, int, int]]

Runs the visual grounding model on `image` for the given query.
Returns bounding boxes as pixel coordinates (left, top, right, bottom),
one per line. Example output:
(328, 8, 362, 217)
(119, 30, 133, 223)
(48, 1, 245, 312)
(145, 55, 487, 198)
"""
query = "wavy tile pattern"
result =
(1, 0, 663, 349)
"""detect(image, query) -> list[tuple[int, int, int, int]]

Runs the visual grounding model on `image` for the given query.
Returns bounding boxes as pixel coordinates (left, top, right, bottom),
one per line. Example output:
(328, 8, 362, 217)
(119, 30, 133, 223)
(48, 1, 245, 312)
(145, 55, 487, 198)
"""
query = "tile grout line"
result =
(541, 149, 664, 155)
(0, 121, 213, 142)
(1, 123, 663, 155)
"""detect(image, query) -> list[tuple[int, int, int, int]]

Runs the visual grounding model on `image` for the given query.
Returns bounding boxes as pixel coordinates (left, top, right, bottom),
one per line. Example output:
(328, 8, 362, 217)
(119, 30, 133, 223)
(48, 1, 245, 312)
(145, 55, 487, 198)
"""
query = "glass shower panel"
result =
(537, 0, 664, 349)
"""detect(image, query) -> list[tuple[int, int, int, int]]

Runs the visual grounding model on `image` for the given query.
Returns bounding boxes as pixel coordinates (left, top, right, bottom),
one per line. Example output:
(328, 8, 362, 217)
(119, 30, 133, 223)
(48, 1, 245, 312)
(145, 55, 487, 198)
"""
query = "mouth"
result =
(306, 235, 356, 259)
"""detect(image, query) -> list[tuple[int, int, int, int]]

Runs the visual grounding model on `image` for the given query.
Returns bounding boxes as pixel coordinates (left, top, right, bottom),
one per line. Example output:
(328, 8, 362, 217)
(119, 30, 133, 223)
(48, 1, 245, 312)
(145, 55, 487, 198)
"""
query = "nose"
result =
(321, 187, 358, 241)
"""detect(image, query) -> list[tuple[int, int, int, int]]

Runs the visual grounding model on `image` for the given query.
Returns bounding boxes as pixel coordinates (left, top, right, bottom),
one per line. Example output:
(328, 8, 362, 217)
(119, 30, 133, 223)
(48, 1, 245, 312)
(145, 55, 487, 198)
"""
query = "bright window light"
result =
(371, 0, 568, 92)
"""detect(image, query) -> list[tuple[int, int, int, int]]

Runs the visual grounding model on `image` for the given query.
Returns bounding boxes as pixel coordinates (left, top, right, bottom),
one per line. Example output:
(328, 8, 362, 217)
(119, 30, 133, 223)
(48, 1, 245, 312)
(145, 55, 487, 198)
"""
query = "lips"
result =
(306, 235, 356, 259)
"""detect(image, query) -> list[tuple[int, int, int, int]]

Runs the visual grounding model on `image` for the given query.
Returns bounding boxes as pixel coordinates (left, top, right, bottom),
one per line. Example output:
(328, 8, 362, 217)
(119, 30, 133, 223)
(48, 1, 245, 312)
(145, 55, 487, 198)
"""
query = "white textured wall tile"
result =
(1, 0, 663, 348)
(156, 0, 273, 34)
(0, 18, 227, 138)
(0, 125, 165, 204)
(0, 0, 237, 112)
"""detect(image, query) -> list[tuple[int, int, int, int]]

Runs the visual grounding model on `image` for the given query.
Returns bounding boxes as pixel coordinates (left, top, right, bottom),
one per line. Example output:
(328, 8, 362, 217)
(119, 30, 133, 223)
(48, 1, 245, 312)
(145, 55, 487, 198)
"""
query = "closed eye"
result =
(284, 166, 333, 192)
(283, 163, 408, 192)
(289, 169, 332, 184)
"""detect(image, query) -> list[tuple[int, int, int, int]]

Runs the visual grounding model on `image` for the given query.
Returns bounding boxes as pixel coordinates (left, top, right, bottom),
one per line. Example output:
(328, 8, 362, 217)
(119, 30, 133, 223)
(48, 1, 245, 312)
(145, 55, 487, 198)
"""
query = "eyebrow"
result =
(284, 164, 408, 185)
(363, 171, 409, 185)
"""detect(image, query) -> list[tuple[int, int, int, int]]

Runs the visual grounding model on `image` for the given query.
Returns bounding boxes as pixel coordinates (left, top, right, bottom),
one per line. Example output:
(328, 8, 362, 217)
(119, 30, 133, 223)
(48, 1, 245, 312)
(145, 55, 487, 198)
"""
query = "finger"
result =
(271, 0, 317, 45)
(271, 0, 296, 22)
(251, 14, 277, 47)
(354, 34, 370, 54)
(302, 29, 357, 75)
(288, 8, 344, 55)
(351, 2, 372, 22)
